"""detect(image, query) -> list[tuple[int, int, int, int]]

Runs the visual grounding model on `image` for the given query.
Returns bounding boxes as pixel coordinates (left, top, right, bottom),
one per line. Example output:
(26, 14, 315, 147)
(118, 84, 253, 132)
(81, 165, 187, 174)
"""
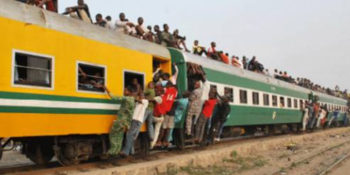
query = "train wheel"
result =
(174, 128, 185, 150)
(24, 142, 54, 165)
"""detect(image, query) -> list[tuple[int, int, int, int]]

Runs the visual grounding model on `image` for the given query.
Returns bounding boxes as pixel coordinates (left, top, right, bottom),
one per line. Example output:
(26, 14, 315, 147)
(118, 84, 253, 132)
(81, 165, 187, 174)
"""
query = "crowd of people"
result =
(19, 1, 349, 101)
(302, 95, 349, 132)
(100, 63, 231, 158)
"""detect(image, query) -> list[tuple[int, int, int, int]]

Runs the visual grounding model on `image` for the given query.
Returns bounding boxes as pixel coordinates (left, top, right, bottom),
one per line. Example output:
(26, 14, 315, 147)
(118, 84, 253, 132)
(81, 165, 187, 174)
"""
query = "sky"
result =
(59, 0, 350, 91)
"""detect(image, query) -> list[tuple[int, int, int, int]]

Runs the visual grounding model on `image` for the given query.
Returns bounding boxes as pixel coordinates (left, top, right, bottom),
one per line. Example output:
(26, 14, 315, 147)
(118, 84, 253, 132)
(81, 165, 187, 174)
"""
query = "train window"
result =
(224, 87, 234, 102)
(280, 97, 285, 107)
(287, 98, 292, 108)
(294, 99, 298, 108)
(240, 90, 247, 104)
(263, 94, 270, 106)
(78, 63, 106, 93)
(252, 92, 259, 105)
(13, 52, 53, 88)
(124, 71, 144, 94)
(299, 100, 304, 109)
(272, 95, 278, 107)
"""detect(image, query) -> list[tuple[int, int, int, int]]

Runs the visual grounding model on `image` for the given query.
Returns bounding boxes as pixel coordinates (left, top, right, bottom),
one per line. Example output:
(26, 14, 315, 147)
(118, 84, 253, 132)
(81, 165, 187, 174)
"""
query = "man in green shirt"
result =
(104, 86, 137, 156)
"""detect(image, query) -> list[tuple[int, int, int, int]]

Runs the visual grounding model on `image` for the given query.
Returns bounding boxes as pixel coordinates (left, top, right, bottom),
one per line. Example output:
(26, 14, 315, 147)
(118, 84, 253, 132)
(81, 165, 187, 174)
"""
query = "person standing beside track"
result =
(104, 86, 136, 157)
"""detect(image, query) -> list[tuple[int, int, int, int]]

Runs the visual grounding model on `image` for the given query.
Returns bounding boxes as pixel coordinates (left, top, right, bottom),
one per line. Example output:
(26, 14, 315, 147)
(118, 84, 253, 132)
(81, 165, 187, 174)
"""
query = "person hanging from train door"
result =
(316, 105, 327, 128)
(208, 94, 231, 143)
(194, 90, 217, 144)
(155, 82, 178, 148)
(328, 107, 340, 127)
(302, 101, 310, 132)
(150, 84, 165, 149)
(167, 91, 190, 143)
(308, 101, 320, 131)
(185, 80, 204, 136)
(104, 86, 137, 157)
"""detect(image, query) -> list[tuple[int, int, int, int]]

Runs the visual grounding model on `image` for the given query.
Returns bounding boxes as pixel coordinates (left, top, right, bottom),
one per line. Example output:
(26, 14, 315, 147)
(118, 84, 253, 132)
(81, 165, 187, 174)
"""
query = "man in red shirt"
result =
(150, 84, 165, 148)
(194, 91, 218, 143)
(157, 82, 178, 147)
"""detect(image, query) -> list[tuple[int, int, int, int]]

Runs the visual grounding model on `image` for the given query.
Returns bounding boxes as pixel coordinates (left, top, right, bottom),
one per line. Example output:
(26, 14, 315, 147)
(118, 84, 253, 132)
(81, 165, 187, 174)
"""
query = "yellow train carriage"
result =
(0, 1, 171, 164)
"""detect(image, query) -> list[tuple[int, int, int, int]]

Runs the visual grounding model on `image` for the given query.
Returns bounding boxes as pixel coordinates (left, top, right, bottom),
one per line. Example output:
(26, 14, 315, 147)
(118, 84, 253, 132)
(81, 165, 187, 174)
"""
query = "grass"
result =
(163, 151, 269, 175)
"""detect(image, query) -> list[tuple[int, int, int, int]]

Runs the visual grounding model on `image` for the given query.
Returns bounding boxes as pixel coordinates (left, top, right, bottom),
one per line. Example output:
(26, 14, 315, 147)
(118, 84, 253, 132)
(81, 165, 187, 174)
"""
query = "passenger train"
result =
(0, 0, 348, 165)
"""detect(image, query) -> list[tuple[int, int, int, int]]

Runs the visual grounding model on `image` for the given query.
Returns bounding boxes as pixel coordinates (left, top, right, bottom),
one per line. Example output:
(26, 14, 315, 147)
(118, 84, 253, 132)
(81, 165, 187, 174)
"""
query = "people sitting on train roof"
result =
(94, 13, 107, 27)
(105, 16, 114, 30)
(207, 42, 221, 61)
(231, 56, 242, 68)
(153, 25, 162, 44)
(242, 56, 248, 69)
(192, 40, 207, 56)
(173, 29, 190, 52)
(135, 17, 153, 42)
(247, 56, 264, 73)
(115, 12, 136, 36)
(145, 26, 155, 42)
(62, 0, 92, 23)
(25, 0, 57, 12)
(160, 24, 176, 47)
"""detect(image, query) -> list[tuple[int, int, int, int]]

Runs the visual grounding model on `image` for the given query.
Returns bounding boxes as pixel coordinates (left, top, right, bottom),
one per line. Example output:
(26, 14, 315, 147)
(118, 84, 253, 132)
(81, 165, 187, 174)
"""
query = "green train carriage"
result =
(169, 48, 348, 145)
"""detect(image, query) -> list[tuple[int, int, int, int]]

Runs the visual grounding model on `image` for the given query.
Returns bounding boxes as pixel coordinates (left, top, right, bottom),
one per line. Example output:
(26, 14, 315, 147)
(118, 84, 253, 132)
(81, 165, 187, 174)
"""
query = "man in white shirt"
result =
(120, 97, 149, 157)
(105, 16, 114, 30)
(115, 13, 136, 35)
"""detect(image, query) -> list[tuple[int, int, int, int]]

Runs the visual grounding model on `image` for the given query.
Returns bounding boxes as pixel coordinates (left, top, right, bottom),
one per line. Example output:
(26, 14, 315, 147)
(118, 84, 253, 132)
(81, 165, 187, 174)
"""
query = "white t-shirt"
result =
(132, 99, 149, 123)
(106, 21, 114, 30)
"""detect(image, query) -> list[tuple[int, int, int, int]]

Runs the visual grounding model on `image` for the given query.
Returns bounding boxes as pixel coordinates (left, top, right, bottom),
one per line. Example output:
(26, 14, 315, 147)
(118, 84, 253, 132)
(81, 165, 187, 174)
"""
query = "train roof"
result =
(180, 50, 347, 105)
(0, 0, 170, 59)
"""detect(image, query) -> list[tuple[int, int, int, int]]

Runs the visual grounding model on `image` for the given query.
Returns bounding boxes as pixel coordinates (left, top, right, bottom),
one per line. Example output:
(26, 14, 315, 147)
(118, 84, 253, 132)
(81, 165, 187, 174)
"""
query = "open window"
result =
(252, 92, 259, 105)
(224, 87, 234, 102)
(272, 95, 278, 107)
(287, 98, 292, 108)
(294, 99, 298, 109)
(299, 99, 304, 109)
(263, 94, 270, 106)
(280, 97, 285, 107)
(78, 63, 105, 93)
(240, 90, 247, 104)
(124, 71, 144, 94)
(13, 51, 53, 88)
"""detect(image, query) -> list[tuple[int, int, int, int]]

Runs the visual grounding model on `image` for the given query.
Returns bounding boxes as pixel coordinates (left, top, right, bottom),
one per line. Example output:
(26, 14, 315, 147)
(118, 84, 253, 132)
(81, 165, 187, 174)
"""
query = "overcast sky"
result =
(59, 0, 350, 91)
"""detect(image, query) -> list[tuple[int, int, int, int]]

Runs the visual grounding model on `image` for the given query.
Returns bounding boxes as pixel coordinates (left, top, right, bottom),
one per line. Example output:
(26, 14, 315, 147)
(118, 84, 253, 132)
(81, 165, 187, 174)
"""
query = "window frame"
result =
(263, 94, 270, 106)
(224, 87, 234, 103)
(76, 61, 107, 94)
(287, 98, 292, 108)
(280, 96, 285, 107)
(272, 95, 278, 107)
(12, 49, 55, 90)
(123, 69, 145, 95)
(252, 92, 260, 105)
(294, 99, 298, 109)
(240, 89, 248, 104)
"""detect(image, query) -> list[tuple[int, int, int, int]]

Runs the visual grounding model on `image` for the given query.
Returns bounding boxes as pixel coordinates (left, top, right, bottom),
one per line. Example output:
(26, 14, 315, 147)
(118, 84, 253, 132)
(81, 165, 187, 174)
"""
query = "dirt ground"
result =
(2, 128, 350, 175)
(171, 129, 350, 175)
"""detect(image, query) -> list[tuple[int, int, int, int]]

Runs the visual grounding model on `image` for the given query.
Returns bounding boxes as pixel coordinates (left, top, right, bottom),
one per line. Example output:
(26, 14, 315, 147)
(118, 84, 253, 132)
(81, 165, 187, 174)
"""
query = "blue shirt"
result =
(174, 98, 189, 123)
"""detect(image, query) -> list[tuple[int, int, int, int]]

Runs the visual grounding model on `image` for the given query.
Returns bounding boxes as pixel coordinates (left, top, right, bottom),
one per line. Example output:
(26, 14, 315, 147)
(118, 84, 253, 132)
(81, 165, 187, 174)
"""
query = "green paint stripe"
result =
(0, 106, 118, 114)
(0, 91, 120, 104)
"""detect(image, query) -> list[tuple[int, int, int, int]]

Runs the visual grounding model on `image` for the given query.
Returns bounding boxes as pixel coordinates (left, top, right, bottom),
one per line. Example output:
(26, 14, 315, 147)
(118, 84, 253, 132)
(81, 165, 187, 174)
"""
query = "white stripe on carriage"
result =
(0, 98, 120, 110)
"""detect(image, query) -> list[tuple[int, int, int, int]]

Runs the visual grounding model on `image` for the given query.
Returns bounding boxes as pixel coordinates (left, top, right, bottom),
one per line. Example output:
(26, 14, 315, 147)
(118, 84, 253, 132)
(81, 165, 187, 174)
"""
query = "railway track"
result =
(0, 133, 278, 175)
(1, 128, 349, 175)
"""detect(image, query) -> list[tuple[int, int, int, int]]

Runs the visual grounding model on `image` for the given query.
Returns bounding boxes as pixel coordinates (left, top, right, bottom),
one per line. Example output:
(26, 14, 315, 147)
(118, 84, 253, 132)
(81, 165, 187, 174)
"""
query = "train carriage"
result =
(169, 48, 348, 146)
(0, 0, 171, 164)
(0, 0, 348, 166)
